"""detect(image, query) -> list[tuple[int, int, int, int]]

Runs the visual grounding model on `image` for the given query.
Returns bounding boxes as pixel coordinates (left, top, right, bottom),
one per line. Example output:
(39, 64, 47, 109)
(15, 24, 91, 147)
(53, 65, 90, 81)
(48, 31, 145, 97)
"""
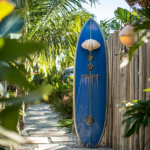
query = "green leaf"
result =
(127, 7, 150, 61)
(138, 100, 150, 107)
(125, 120, 137, 137)
(143, 88, 150, 92)
(0, 38, 5, 48)
(128, 39, 144, 61)
(0, 125, 29, 147)
(0, 61, 36, 90)
(133, 102, 146, 110)
(135, 119, 141, 134)
(122, 117, 134, 124)
(0, 84, 51, 133)
(143, 115, 149, 127)
(122, 99, 150, 137)
(131, 100, 139, 103)
(125, 121, 131, 135)
(0, 38, 44, 61)
(123, 109, 136, 116)
(0, 104, 21, 131)
(134, 21, 150, 32)
(114, 7, 137, 23)
(136, 7, 150, 20)
(0, 10, 25, 37)
(0, 84, 52, 105)
(12, 60, 27, 73)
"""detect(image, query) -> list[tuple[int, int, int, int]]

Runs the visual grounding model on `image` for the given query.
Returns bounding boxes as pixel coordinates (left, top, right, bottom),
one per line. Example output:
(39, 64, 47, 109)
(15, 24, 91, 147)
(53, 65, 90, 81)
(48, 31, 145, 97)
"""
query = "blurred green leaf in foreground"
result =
(0, 0, 52, 148)
(0, 84, 52, 131)
(0, 38, 44, 90)
(0, 10, 25, 37)
(0, 37, 52, 147)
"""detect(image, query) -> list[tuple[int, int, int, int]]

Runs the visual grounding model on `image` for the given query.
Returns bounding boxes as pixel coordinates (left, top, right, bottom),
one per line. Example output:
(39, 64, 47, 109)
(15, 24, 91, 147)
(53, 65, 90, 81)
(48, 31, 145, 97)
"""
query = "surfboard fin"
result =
(81, 74, 99, 78)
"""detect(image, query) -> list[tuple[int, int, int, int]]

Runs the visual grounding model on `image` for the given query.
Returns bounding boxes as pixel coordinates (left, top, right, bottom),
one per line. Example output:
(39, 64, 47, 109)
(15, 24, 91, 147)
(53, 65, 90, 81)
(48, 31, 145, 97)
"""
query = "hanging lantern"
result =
(119, 25, 135, 47)
(81, 39, 100, 51)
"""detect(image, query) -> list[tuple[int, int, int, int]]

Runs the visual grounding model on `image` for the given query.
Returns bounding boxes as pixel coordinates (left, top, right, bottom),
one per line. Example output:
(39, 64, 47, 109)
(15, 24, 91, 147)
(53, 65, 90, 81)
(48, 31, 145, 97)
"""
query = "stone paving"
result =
(17, 103, 75, 150)
(17, 103, 113, 150)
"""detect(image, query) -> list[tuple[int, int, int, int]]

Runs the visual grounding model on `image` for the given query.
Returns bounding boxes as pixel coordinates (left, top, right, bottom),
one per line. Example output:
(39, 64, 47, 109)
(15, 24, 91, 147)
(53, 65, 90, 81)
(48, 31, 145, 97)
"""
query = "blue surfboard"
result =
(73, 18, 107, 148)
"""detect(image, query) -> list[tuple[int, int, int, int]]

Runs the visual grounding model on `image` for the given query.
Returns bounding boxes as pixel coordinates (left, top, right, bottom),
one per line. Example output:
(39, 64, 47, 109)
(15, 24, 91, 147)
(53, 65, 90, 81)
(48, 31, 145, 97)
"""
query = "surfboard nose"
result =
(81, 74, 99, 78)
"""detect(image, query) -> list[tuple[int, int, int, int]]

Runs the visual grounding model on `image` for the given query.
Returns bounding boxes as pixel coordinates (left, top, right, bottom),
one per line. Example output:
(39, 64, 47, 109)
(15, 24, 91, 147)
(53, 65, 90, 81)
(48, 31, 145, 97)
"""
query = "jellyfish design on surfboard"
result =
(73, 18, 107, 148)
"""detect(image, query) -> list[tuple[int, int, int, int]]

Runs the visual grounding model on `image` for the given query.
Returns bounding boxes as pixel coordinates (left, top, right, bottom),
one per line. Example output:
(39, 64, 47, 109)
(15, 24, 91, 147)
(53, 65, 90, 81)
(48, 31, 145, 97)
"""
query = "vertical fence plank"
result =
(111, 33, 114, 148)
(109, 33, 113, 148)
(119, 44, 124, 150)
(120, 57, 124, 150)
(143, 43, 148, 150)
(120, 43, 123, 150)
(132, 54, 135, 150)
(145, 42, 149, 150)
(122, 67, 126, 150)
(105, 39, 110, 147)
(121, 45, 128, 150)
(127, 62, 130, 150)
(143, 43, 147, 150)
(117, 32, 121, 150)
(134, 34, 139, 150)
(139, 33, 144, 150)
(105, 40, 108, 147)
(105, 39, 109, 147)
(125, 59, 130, 150)
(129, 55, 132, 150)
(129, 52, 135, 150)
(147, 39, 150, 150)
(112, 31, 118, 150)
(106, 35, 112, 147)
(122, 47, 129, 150)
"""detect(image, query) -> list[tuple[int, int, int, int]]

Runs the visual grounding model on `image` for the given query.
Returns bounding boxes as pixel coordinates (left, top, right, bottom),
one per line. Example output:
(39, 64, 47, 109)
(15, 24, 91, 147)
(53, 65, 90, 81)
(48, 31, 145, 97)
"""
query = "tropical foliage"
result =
(22, 0, 98, 87)
(57, 119, 74, 133)
(100, 18, 121, 39)
(121, 99, 150, 137)
(99, 7, 139, 40)
(128, 7, 150, 60)
(121, 79, 150, 138)
(114, 7, 138, 24)
(0, 0, 48, 148)
(112, 7, 150, 62)
(49, 76, 73, 118)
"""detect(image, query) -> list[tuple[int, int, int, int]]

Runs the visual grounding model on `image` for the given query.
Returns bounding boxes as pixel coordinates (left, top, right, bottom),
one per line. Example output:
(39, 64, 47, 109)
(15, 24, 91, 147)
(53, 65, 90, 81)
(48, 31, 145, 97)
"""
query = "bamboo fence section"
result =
(103, 31, 150, 150)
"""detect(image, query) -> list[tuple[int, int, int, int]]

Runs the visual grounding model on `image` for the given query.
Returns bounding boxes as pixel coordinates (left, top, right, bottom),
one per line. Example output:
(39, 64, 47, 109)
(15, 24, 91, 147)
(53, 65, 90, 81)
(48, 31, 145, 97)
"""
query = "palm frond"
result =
(121, 100, 150, 137)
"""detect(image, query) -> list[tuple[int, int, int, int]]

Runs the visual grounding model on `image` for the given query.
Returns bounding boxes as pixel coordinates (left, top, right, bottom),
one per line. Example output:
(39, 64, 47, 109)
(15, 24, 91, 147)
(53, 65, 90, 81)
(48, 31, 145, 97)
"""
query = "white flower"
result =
(126, 102, 134, 107)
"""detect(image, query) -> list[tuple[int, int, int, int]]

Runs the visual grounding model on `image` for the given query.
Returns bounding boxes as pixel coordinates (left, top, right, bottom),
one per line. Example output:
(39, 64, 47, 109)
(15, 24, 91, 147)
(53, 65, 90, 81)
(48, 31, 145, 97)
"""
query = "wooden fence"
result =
(102, 31, 150, 150)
